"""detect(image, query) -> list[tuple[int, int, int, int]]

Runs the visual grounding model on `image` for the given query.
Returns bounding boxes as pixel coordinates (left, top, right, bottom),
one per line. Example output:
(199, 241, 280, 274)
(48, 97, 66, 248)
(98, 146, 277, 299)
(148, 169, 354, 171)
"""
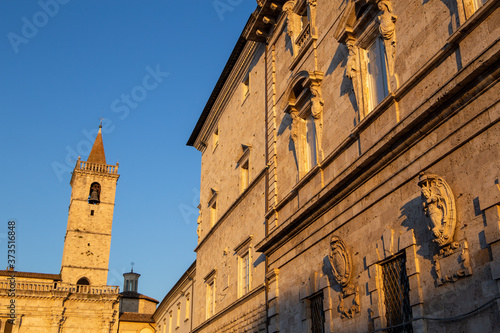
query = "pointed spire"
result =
(87, 123, 107, 165)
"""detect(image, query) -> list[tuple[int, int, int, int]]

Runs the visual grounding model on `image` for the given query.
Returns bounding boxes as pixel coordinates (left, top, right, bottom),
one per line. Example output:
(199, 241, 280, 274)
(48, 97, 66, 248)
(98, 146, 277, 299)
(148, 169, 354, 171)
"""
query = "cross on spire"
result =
(131, 262, 135, 273)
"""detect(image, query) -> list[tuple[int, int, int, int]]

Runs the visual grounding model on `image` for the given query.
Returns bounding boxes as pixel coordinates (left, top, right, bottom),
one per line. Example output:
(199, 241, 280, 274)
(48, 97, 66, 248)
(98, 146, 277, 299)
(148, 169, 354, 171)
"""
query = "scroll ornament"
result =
(329, 236, 360, 318)
(418, 173, 457, 247)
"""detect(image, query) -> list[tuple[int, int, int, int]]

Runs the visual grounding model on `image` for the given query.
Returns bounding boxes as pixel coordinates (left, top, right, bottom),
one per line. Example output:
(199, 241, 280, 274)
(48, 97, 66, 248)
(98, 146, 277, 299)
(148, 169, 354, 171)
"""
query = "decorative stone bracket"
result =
(433, 240, 472, 286)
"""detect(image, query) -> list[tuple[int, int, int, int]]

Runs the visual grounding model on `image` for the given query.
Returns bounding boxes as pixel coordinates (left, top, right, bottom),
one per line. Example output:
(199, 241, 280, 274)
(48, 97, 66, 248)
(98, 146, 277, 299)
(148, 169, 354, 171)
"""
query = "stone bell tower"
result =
(60, 124, 120, 286)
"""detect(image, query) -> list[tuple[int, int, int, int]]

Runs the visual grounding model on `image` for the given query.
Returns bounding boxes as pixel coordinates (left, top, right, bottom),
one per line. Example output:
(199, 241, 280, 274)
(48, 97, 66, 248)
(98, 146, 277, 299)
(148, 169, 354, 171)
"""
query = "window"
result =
(242, 74, 250, 100)
(335, 1, 397, 118)
(365, 36, 389, 112)
(206, 280, 215, 318)
(209, 201, 217, 227)
(176, 303, 181, 328)
(234, 235, 253, 297)
(240, 252, 250, 295)
(185, 293, 190, 321)
(382, 254, 412, 333)
(283, 72, 324, 179)
(283, 0, 318, 69)
(241, 161, 249, 192)
(237, 145, 251, 193)
(208, 189, 218, 227)
(213, 127, 219, 151)
(309, 292, 325, 333)
(204, 269, 217, 319)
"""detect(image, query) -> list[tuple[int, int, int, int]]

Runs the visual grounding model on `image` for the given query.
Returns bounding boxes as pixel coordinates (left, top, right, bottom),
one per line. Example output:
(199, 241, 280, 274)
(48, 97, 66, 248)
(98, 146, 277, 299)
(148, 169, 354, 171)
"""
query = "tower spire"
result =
(87, 123, 107, 164)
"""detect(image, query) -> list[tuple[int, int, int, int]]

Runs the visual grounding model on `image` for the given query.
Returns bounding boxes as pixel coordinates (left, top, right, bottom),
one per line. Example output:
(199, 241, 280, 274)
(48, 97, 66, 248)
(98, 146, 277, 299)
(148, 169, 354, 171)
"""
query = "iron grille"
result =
(309, 292, 325, 333)
(382, 254, 413, 333)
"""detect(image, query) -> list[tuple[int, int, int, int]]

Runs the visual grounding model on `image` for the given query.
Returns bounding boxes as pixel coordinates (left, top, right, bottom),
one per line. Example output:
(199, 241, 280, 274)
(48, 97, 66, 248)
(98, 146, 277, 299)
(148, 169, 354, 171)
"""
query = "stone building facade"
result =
(154, 262, 195, 333)
(157, 0, 500, 332)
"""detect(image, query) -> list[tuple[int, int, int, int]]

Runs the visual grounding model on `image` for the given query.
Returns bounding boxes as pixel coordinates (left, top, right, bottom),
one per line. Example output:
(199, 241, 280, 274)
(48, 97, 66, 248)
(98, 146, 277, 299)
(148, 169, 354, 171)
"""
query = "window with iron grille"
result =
(309, 291, 325, 333)
(382, 253, 413, 333)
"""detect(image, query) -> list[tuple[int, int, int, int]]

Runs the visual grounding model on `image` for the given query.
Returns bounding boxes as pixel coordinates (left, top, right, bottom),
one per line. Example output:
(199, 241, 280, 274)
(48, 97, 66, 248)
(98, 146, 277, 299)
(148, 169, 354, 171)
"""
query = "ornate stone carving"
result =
(345, 38, 358, 80)
(433, 240, 472, 286)
(418, 173, 457, 247)
(328, 236, 360, 318)
(310, 81, 324, 160)
(283, 1, 299, 56)
(338, 284, 360, 319)
(329, 236, 351, 287)
(376, 0, 397, 76)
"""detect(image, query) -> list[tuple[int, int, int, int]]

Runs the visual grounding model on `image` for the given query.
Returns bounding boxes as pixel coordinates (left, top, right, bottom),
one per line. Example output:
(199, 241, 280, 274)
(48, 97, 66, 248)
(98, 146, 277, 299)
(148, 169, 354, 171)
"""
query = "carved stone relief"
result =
(328, 236, 360, 318)
(433, 240, 472, 285)
(376, 0, 397, 76)
(418, 172, 457, 247)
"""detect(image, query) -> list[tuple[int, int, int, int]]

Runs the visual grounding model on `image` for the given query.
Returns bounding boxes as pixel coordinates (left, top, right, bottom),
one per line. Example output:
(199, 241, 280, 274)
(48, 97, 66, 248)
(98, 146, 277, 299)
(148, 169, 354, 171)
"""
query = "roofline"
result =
(153, 260, 196, 318)
(186, 14, 256, 147)
(0, 270, 61, 280)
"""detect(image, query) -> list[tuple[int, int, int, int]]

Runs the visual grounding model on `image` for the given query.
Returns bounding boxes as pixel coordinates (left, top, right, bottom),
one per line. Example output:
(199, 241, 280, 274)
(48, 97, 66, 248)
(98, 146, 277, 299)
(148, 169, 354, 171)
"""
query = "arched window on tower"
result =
(88, 182, 101, 204)
(76, 277, 90, 293)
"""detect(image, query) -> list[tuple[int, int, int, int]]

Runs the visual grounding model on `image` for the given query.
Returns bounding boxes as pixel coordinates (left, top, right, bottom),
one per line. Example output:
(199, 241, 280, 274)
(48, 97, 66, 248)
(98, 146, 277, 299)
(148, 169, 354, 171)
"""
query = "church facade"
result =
(158, 0, 500, 332)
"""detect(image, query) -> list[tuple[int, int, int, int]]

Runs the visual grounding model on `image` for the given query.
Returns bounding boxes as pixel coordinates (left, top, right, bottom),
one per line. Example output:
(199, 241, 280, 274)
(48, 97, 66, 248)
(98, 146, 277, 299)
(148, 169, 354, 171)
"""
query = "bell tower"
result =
(60, 124, 120, 286)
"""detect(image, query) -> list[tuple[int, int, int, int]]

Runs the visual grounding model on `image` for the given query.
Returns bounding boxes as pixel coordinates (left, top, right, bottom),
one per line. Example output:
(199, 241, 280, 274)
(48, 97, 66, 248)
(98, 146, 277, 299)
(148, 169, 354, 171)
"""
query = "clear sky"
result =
(0, 1, 256, 301)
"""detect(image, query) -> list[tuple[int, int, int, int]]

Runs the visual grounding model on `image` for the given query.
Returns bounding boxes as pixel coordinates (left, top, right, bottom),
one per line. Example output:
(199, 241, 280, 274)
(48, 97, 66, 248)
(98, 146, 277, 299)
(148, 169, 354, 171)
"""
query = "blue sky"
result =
(0, 1, 256, 301)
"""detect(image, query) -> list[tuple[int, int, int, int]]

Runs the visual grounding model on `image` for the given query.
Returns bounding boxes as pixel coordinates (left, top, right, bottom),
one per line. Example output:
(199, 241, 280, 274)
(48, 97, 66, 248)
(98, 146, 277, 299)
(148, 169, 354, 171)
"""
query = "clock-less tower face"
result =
(60, 126, 120, 286)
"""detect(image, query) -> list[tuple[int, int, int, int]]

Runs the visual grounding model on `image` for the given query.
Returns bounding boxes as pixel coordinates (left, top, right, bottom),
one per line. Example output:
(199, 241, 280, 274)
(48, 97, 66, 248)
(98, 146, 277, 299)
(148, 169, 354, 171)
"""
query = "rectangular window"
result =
(309, 292, 325, 333)
(306, 115, 317, 171)
(240, 252, 250, 295)
(176, 303, 181, 327)
(213, 127, 219, 151)
(382, 254, 413, 333)
(242, 74, 250, 99)
(185, 294, 190, 320)
(210, 201, 217, 227)
(207, 280, 215, 318)
(241, 161, 249, 192)
(366, 37, 389, 112)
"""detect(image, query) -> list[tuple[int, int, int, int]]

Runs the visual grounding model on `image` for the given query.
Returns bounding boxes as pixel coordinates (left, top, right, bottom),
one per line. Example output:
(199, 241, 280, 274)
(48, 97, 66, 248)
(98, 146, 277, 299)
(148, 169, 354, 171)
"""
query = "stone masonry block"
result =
(369, 290, 381, 319)
(479, 177, 500, 211)
(490, 259, 500, 281)
(405, 245, 420, 276)
(399, 229, 416, 251)
(382, 228, 394, 257)
(484, 205, 500, 245)
(408, 275, 423, 306)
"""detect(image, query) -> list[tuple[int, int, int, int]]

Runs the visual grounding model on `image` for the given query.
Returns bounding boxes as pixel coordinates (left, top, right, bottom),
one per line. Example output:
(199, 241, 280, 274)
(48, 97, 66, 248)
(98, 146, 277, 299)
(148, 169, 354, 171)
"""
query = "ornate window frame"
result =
(283, 70, 325, 179)
(365, 228, 424, 332)
(283, 0, 318, 70)
(334, 0, 398, 120)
